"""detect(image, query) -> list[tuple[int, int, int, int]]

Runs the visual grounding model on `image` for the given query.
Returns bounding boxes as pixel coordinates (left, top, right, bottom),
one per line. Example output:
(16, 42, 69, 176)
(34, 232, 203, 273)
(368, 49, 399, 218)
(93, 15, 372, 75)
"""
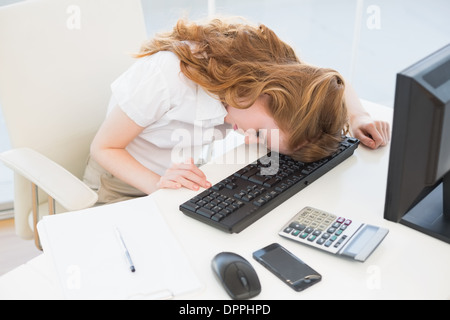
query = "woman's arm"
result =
(90, 106, 211, 194)
(344, 82, 391, 149)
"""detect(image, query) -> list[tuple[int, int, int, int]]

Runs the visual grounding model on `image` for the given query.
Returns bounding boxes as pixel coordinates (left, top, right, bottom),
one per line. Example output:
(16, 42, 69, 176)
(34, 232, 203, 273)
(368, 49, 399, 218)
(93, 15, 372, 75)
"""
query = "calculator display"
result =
(342, 225, 378, 256)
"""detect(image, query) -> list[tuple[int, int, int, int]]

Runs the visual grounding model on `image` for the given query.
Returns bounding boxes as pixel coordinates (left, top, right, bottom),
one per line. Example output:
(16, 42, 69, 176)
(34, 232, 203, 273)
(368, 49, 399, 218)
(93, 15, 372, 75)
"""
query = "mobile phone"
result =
(253, 243, 321, 292)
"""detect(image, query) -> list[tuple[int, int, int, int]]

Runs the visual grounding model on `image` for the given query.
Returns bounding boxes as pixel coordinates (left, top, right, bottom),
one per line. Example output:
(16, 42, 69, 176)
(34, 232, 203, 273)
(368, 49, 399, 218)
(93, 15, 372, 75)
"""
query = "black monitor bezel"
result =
(384, 44, 450, 244)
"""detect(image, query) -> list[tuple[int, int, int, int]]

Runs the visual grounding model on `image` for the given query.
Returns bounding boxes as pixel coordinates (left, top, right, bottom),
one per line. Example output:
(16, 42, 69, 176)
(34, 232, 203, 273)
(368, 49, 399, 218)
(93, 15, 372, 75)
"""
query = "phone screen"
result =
(253, 243, 321, 291)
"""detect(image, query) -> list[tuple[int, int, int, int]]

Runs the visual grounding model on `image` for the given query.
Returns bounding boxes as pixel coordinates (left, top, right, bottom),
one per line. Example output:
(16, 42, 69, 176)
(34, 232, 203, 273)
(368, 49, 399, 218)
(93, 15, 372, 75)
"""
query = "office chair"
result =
(0, 0, 147, 249)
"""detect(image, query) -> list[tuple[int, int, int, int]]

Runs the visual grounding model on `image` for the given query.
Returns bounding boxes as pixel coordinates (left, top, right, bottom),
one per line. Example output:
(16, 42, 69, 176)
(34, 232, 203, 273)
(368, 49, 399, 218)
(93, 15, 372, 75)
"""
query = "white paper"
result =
(37, 195, 203, 300)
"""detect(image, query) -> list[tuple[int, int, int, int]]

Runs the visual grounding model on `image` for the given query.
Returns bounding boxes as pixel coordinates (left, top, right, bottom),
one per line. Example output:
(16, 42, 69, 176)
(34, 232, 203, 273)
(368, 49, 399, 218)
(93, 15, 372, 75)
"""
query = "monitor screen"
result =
(384, 44, 450, 243)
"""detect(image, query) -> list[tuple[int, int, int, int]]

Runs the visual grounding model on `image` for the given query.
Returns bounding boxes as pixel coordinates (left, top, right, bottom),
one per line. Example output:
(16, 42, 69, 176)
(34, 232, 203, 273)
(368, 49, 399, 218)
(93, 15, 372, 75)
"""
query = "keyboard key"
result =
(234, 168, 249, 177)
(197, 207, 215, 219)
(253, 198, 266, 207)
(212, 183, 224, 191)
(234, 191, 246, 199)
(275, 183, 289, 192)
(263, 176, 282, 187)
(241, 167, 259, 180)
(220, 208, 232, 216)
(249, 174, 269, 185)
(225, 183, 238, 189)
(180, 202, 200, 212)
(242, 194, 254, 202)
(268, 191, 279, 198)
(235, 201, 244, 208)
(212, 214, 225, 222)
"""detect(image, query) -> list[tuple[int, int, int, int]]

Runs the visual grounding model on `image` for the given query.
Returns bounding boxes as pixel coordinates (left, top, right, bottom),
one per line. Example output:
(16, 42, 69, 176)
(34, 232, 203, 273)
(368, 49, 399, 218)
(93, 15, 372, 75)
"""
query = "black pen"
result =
(114, 227, 136, 273)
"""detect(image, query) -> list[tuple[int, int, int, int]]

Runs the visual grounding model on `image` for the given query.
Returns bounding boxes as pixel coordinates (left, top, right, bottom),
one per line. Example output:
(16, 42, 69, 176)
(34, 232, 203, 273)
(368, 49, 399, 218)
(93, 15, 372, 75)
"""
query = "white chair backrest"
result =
(0, 0, 147, 176)
(0, 0, 147, 238)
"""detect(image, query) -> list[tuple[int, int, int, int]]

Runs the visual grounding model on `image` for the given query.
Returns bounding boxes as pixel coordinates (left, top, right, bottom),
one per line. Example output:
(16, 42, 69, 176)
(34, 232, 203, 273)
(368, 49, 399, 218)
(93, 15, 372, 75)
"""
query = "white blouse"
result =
(108, 51, 230, 176)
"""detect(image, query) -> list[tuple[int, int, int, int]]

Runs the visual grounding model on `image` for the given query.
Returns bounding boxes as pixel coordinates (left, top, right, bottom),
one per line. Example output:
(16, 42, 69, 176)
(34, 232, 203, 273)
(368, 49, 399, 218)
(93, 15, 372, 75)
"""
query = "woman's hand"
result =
(350, 114, 391, 149)
(344, 81, 391, 150)
(157, 158, 212, 191)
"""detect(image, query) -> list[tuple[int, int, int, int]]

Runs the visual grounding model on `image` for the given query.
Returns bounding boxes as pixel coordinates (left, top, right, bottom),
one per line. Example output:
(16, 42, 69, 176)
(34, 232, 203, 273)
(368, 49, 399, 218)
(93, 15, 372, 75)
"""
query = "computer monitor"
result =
(384, 43, 450, 243)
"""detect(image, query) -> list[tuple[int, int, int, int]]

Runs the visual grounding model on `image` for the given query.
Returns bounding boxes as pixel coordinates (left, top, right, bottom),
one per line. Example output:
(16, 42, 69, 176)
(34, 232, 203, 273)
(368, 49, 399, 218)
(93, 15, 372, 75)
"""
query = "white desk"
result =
(1, 101, 450, 300)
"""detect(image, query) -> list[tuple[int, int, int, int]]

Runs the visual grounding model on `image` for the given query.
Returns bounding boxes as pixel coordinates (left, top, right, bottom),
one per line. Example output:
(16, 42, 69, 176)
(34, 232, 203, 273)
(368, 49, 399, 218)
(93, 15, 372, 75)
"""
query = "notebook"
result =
(37, 196, 203, 300)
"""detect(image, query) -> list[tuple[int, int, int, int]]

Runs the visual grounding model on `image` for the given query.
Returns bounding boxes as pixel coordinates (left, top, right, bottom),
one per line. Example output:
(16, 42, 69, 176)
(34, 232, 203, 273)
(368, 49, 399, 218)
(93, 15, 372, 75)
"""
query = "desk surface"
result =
(1, 100, 450, 300)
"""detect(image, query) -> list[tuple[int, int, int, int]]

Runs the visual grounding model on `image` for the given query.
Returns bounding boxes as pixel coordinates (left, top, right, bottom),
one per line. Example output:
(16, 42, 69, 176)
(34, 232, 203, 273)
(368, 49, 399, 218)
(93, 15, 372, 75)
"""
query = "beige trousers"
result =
(83, 156, 147, 204)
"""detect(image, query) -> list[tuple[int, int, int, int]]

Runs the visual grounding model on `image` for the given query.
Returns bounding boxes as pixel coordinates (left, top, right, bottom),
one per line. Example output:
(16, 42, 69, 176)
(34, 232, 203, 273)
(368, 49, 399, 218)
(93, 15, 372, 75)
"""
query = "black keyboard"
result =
(179, 136, 360, 233)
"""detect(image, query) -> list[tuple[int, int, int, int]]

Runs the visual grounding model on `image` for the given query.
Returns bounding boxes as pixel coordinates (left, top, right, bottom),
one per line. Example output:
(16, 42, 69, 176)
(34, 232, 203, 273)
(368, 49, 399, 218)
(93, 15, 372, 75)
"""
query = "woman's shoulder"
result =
(139, 51, 180, 70)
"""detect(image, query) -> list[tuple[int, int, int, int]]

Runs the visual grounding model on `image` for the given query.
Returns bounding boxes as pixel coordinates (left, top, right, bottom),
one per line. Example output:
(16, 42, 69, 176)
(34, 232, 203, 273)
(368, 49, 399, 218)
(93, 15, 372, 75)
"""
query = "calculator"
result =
(279, 207, 389, 262)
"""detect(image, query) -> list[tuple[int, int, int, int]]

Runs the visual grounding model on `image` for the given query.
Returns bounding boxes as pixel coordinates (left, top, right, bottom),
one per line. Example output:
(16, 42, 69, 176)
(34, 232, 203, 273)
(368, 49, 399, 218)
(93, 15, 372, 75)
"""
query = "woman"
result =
(84, 17, 390, 204)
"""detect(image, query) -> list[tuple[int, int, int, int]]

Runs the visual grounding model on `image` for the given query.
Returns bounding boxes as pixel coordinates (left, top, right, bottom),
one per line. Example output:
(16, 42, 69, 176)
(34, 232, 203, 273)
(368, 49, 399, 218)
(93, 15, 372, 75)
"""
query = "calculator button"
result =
(289, 222, 306, 231)
(332, 222, 341, 228)
(327, 227, 336, 234)
(283, 227, 293, 234)
(310, 222, 320, 228)
(316, 238, 326, 245)
(334, 241, 343, 248)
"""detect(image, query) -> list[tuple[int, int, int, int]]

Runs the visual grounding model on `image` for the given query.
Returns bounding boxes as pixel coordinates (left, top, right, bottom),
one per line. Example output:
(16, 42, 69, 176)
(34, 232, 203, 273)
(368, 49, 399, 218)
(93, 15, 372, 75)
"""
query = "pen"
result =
(114, 227, 136, 273)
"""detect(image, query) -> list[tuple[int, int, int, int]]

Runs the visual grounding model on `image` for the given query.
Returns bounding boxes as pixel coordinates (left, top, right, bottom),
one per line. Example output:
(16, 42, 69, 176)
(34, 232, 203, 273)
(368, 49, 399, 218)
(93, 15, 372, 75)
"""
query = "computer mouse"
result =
(211, 252, 261, 300)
